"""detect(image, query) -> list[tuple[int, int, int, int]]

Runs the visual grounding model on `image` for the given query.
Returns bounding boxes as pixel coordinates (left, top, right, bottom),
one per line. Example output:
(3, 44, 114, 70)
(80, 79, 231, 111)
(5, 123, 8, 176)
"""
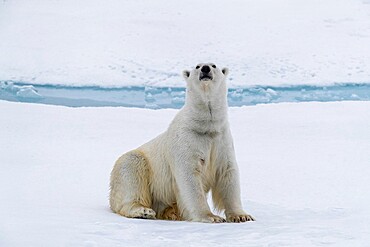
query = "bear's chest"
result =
(194, 137, 220, 192)
(192, 117, 225, 138)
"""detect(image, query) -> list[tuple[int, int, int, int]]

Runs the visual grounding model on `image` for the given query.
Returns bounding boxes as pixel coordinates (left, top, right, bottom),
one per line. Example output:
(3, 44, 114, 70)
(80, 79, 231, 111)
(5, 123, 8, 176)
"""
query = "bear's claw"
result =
(227, 213, 255, 223)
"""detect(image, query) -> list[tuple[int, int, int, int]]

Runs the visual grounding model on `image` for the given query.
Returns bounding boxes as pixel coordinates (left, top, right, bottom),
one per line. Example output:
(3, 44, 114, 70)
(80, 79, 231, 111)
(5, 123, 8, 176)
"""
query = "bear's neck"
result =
(183, 88, 228, 135)
(187, 87, 227, 110)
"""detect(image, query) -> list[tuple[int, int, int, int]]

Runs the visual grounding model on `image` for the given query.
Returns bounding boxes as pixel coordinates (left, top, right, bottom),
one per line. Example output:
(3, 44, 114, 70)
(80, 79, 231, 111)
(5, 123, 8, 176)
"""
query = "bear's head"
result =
(182, 63, 229, 96)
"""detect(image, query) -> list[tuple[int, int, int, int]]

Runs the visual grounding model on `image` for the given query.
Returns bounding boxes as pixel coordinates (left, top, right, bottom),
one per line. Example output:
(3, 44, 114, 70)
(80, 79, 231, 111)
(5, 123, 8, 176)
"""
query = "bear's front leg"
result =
(171, 152, 225, 223)
(212, 159, 254, 223)
(212, 131, 255, 223)
(212, 161, 255, 223)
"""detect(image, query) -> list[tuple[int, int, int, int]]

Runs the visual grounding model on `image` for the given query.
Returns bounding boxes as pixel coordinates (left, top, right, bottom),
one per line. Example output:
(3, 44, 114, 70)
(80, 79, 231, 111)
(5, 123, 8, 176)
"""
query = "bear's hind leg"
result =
(110, 150, 156, 219)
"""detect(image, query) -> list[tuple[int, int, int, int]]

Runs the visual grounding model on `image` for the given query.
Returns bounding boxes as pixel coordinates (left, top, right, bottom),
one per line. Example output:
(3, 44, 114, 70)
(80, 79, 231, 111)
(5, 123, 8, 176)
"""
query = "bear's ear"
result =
(222, 67, 229, 77)
(182, 70, 190, 79)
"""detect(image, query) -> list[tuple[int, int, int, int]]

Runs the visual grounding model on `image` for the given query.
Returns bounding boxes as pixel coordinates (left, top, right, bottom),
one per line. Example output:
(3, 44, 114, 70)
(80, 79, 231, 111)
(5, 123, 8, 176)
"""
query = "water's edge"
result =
(1, 81, 370, 109)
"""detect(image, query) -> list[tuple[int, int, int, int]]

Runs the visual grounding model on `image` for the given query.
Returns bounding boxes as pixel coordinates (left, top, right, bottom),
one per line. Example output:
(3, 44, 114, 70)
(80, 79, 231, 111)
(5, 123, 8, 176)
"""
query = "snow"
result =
(1, 0, 370, 244)
(1, 100, 370, 246)
(1, 0, 370, 87)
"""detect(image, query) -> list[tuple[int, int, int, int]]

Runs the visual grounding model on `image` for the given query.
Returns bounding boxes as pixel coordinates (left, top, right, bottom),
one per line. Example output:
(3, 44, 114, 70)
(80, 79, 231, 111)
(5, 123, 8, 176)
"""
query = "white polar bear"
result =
(110, 63, 254, 223)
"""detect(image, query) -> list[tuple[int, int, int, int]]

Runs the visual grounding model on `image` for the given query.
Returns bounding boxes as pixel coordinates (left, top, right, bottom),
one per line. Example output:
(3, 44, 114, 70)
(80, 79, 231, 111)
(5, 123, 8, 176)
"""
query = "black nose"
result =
(201, 65, 211, 74)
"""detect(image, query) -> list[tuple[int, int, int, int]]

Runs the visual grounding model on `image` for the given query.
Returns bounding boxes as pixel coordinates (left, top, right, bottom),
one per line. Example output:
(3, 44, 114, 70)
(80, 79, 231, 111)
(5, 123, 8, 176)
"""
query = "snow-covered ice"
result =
(1, 0, 370, 87)
(1, 100, 370, 246)
(1, 0, 370, 245)
(0, 81, 42, 100)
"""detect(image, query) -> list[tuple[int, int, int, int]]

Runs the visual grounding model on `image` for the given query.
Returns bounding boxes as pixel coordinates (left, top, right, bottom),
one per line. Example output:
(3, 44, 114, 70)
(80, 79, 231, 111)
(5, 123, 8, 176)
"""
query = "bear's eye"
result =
(196, 65, 200, 69)
(211, 64, 216, 68)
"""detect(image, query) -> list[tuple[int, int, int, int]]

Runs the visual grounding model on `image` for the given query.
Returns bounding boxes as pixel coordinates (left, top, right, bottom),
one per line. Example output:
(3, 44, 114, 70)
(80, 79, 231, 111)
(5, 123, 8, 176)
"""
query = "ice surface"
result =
(0, 0, 370, 87)
(1, 100, 370, 246)
(1, 0, 370, 245)
(0, 81, 42, 100)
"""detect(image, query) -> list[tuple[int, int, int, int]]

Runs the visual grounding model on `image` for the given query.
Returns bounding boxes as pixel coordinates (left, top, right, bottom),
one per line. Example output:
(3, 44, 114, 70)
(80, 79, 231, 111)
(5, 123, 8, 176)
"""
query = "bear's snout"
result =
(201, 65, 211, 74)
(199, 65, 213, 81)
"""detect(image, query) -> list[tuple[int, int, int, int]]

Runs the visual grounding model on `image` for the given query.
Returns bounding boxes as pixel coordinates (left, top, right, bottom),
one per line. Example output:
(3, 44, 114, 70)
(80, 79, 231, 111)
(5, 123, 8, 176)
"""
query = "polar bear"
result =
(110, 63, 254, 223)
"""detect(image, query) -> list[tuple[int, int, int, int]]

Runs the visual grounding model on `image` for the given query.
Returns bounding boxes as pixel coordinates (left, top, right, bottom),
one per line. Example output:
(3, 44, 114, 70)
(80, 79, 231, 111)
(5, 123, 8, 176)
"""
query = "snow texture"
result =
(0, 0, 370, 87)
(1, 100, 370, 246)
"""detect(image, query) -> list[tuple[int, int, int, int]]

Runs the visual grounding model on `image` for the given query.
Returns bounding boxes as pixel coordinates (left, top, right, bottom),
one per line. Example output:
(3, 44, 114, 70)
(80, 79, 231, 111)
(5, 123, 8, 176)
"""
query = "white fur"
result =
(110, 63, 254, 223)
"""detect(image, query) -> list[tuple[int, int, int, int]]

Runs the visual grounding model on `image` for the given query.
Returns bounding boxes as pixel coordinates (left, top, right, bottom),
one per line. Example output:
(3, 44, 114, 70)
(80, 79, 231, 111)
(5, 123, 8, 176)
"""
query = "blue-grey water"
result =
(1, 81, 370, 109)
